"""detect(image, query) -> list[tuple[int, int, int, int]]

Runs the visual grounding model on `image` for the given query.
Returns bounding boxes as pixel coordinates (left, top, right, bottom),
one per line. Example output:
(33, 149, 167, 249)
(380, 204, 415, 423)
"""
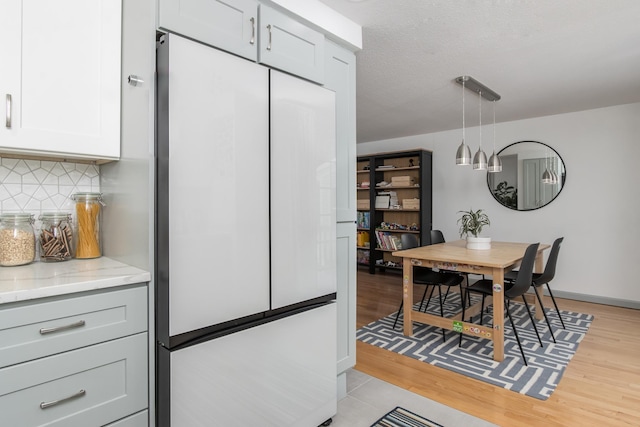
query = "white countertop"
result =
(0, 257, 151, 304)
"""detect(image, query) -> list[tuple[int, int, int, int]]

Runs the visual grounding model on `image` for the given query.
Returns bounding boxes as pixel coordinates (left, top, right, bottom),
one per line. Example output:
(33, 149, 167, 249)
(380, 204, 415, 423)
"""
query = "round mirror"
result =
(487, 141, 566, 211)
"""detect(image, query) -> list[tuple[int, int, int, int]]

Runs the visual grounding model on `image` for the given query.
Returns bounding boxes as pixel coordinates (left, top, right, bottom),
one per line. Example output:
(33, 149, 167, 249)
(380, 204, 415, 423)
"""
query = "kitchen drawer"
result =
(0, 285, 147, 369)
(106, 410, 148, 427)
(0, 332, 147, 427)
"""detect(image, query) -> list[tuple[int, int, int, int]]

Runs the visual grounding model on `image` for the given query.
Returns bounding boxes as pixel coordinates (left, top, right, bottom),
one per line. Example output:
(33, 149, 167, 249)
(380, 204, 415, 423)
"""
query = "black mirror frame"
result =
(486, 140, 566, 211)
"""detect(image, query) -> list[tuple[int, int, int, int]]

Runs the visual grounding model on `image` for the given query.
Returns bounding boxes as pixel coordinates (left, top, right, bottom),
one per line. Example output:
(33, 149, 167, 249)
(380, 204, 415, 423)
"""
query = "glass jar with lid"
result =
(71, 192, 104, 259)
(39, 212, 74, 262)
(0, 213, 36, 266)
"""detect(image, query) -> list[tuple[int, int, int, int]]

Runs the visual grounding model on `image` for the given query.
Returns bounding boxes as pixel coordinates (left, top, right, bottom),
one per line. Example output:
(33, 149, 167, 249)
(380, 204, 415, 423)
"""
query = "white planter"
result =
(466, 236, 491, 250)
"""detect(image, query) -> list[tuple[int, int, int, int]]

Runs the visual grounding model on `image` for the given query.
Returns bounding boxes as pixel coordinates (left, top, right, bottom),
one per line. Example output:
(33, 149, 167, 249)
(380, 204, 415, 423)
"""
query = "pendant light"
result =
(456, 78, 472, 165)
(472, 91, 487, 170)
(488, 100, 502, 172)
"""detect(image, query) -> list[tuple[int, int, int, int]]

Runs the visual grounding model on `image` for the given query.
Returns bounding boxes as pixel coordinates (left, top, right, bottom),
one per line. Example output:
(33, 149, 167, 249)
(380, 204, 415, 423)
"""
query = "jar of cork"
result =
(0, 213, 36, 266)
(39, 212, 74, 262)
(71, 192, 104, 259)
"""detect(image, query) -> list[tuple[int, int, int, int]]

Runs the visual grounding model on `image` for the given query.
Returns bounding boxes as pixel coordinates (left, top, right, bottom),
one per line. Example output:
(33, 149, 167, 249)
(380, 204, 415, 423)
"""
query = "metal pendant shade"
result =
(542, 168, 553, 184)
(456, 78, 471, 165)
(473, 90, 487, 170)
(488, 100, 502, 172)
(488, 151, 502, 172)
(456, 141, 472, 165)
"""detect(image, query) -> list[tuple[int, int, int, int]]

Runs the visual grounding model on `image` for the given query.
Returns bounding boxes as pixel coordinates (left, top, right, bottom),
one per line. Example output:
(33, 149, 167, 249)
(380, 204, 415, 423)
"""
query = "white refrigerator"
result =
(156, 34, 337, 426)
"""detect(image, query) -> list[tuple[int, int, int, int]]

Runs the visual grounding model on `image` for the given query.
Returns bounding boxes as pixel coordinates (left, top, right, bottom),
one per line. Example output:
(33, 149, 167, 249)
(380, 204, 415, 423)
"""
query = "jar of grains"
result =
(71, 192, 104, 259)
(39, 212, 74, 262)
(0, 213, 36, 266)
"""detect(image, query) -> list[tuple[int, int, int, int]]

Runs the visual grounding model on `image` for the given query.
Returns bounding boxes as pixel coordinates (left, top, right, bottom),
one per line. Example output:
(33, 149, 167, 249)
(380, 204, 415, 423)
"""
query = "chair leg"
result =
(478, 294, 486, 325)
(521, 295, 543, 348)
(392, 300, 403, 330)
(533, 285, 556, 343)
(505, 300, 528, 366)
(437, 286, 446, 342)
(422, 286, 436, 312)
(459, 290, 467, 347)
(418, 286, 430, 312)
(545, 283, 566, 329)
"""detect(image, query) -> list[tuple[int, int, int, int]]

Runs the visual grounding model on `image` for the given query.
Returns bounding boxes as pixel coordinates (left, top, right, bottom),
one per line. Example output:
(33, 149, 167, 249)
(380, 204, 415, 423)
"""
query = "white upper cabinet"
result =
(0, 0, 122, 162)
(158, 0, 259, 61)
(157, 0, 325, 83)
(258, 5, 325, 84)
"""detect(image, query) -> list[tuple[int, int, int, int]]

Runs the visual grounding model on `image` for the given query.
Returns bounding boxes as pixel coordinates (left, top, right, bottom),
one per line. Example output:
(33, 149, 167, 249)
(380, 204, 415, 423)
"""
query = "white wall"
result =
(357, 102, 640, 305)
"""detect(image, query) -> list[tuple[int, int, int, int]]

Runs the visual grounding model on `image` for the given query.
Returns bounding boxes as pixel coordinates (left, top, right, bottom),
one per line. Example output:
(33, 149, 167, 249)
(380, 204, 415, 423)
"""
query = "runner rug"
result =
(371, 406, 444, 427)
(356, 297, 593, 400)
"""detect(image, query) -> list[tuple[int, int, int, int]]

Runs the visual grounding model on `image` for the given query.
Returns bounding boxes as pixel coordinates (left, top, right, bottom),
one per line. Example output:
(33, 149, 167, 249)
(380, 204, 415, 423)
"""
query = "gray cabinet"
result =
(158, 0, 259, 61)
(258, 4, 325, 83)
(324, 40, 357, 381)
(157, 0, 325, 83)
(0, 285, 148, 427)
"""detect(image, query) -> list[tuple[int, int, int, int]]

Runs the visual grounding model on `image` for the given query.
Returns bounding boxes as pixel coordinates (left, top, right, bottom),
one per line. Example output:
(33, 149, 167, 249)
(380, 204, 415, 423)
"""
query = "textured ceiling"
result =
(318, 0, 640, 143)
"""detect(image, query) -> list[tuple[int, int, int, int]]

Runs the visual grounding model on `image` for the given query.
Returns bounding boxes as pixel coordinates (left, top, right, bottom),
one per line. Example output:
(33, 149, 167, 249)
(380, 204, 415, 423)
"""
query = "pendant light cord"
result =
(462, 81, 466, 142)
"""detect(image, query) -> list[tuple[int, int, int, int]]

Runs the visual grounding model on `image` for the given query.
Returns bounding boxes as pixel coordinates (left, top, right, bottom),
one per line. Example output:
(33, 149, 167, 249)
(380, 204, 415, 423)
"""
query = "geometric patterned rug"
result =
(356, 295, 593, 401)
(371, 406, 444, 427)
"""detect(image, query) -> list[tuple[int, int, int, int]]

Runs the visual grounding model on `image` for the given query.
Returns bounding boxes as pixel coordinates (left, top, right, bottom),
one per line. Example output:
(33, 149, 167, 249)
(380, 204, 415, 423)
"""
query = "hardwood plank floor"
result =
(354, 268, 640, 427)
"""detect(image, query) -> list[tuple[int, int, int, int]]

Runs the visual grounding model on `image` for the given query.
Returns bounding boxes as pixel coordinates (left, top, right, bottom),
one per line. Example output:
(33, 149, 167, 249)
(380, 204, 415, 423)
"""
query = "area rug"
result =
(357, 296, 593, 400)
(371, 406, 444, 427)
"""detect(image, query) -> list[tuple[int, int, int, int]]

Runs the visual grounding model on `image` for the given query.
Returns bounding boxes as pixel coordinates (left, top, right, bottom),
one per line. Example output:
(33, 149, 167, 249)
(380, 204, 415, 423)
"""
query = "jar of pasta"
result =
(71, 192, 104, 259)
(39, 212, 74, 262)
(0, 213, 36, 266)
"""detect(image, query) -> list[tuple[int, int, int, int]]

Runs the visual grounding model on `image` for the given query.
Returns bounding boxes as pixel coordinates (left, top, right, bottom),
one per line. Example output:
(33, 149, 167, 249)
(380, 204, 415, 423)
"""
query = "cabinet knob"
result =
(127, 75, 144, 87)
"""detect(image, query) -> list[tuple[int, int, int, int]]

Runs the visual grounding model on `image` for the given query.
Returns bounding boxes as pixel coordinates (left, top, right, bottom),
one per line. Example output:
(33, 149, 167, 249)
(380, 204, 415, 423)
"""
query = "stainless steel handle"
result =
(266, 24, 272, 51)
(39, 320, 86, 335)
(250, 17, 255, 45)
(40, 389, 86, 409)
(5, 94, 11, 128)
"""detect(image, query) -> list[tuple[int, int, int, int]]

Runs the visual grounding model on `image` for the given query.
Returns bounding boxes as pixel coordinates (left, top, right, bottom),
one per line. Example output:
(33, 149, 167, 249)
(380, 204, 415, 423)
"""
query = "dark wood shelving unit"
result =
(356, 149, 433, 274)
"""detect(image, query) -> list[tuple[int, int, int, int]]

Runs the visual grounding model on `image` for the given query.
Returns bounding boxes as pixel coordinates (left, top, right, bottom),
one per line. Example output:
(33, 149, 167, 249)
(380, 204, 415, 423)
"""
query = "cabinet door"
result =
(0, 0, 122, 161)
(158, 0, 258, 61)
(270, 70, 336, 309)
(325, 40, 356, 223)
(336, 222, 356, 374)
(259, 5, 325, 84)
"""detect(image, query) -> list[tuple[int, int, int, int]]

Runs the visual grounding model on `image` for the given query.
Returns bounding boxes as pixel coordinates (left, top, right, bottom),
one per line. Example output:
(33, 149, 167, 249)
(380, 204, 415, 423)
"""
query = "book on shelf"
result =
(374, 230, 403, 251)
(357, 249, 370, 265)
(357, 231, 370, 247)
(357, 211, 370, 229)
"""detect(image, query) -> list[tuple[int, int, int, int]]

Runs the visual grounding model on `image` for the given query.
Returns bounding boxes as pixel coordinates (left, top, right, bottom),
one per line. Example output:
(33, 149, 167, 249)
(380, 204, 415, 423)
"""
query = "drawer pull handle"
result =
(5, 94, 11, 128)
(250, 17, 255, 45)
(266, 24, 272, 51)
(40, 389, 86, 409)
(39, 320, 86, 335)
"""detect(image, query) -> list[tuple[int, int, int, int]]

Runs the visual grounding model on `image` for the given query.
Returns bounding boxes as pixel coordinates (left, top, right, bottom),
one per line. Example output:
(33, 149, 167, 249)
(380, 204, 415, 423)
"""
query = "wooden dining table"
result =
(392, 239, 550, 362)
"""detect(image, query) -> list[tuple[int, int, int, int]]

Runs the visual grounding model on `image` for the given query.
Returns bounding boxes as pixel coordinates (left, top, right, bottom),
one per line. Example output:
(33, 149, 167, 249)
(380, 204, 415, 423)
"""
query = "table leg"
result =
(403, 258, 414, 336)
(534, 251, 545, 320)
(492, 267, 505, 361)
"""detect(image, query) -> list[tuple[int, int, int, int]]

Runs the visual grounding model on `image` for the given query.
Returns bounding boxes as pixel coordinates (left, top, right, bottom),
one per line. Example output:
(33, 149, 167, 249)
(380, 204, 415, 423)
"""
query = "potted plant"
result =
(457, 208, 491, 249)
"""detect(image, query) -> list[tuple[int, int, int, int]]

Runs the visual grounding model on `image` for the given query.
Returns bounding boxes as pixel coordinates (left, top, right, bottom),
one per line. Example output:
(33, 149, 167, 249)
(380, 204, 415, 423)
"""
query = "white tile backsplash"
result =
(0, 157, 100, 216)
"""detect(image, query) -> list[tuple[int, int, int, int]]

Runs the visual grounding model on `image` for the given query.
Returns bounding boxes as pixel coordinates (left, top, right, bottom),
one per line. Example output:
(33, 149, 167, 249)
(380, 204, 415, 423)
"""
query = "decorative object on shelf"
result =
(487, 141, 566, 211)
(457, 208, 491, 250)
(488, 100, 502, 172)
(472, 90, 488, 170)
(454, 76, 501, 171)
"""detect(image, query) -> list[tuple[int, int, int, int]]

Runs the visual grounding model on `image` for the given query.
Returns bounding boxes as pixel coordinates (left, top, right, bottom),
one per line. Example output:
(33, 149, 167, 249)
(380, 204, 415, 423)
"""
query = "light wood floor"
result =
(354, 268, 640, 427)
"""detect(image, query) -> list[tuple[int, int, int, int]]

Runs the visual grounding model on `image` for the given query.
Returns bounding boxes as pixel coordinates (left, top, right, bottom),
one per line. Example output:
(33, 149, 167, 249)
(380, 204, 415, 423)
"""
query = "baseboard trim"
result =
(527, 289, 640, 310)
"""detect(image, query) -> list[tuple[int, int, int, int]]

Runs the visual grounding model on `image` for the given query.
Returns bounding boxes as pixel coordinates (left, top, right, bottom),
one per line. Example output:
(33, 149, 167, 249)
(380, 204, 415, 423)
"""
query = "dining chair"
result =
(392, 233, 464, 342)
(505, 237, 565, 337)
(460, 243, 543, 366)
